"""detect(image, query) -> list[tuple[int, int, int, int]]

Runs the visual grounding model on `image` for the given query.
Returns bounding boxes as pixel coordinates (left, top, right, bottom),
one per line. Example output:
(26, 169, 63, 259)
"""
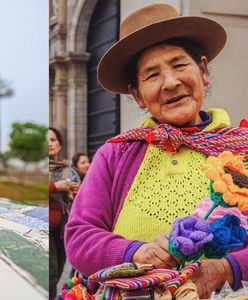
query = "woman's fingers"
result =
(132, 238, 180, 269)
(153, 233, 181, 267)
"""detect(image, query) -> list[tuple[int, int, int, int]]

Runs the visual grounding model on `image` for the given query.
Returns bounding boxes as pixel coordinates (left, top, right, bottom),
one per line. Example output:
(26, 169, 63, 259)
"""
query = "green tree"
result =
(9, 122, 48, 164)
(0, 77, 14, 168)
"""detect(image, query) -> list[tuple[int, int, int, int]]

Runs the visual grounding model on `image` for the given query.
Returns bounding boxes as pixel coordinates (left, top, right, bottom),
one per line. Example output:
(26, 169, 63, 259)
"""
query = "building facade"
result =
(49, 0, 248, 159)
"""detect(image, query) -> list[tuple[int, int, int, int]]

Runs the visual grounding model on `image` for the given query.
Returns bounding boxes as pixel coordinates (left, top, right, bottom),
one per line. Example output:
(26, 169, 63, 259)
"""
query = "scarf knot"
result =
(145, 124, 186, 153)
(107, 123, 248, 165)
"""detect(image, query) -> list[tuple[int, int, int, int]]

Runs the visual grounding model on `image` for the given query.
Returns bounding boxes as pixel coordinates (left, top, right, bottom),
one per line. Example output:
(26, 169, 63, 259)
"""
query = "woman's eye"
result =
(174, 63, 188, 69)
(146, 73, 159, 80)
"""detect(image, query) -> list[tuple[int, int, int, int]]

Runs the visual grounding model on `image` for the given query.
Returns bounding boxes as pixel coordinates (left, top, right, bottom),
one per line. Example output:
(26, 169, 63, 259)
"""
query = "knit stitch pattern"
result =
(113, 145, 209, 240)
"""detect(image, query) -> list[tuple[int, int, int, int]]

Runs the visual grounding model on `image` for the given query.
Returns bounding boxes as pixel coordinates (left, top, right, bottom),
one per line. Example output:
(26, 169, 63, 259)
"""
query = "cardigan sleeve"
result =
(228, 242, 248, 282)
(64, 143, 136, 276)
(49, 182, 57, 193)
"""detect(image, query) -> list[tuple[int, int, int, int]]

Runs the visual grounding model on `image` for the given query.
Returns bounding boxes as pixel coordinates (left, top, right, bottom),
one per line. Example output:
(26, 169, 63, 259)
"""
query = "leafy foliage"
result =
(9, 122, 48, 163)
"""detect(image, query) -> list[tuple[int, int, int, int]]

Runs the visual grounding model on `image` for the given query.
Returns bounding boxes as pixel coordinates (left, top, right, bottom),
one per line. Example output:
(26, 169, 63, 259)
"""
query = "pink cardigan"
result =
(65, 141, 248, 285)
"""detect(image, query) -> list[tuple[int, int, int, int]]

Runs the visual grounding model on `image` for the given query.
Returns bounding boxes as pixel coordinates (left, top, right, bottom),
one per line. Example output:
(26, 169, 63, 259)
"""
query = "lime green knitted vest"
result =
(113, 109, 231, 242)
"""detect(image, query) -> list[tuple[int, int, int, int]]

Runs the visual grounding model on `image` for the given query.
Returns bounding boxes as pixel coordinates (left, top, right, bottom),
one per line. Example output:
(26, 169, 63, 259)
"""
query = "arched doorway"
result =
(87, 0, 120, 159)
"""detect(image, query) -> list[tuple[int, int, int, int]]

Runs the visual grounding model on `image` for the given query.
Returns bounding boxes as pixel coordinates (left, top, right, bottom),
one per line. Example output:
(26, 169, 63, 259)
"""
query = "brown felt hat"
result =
(97, 3, 226, 94)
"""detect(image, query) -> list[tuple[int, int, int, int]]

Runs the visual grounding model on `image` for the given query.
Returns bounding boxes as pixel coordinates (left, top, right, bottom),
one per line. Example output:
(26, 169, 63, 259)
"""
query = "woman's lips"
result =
(165, 94, 189, 105)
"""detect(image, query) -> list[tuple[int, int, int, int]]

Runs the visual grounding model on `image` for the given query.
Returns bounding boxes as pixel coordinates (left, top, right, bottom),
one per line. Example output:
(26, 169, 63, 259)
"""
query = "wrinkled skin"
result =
(132, 233, 180, 269)
(133, 233, 233, 298)
(129, 44, 209, 127)
(191, 258, 233, 298)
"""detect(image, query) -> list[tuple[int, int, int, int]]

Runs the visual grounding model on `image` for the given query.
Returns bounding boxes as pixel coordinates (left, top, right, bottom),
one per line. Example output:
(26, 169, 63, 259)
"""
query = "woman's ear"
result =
(128, 84, 146, 109)
(200, 56, 209, 86)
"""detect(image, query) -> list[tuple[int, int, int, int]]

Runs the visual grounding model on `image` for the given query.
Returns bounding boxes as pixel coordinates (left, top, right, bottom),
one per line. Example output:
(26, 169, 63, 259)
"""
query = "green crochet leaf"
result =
(168, 240, 204, 262)
(209, 180, 231, 208)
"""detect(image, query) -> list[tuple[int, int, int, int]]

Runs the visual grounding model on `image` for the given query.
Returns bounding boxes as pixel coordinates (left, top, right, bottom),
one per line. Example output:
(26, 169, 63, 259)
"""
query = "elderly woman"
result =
(65, 4, 248, 298)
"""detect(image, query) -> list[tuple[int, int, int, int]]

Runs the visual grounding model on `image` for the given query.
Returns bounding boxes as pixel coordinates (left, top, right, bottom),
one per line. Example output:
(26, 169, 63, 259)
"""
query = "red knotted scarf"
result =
(108, 123, 248, 164)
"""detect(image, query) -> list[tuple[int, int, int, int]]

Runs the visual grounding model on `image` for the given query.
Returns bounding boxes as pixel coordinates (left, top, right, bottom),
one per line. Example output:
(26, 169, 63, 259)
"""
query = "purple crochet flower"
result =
(169, 216, 213, 259)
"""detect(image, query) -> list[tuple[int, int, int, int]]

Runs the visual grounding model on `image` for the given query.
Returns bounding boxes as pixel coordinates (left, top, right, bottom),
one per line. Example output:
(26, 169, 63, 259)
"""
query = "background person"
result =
(49, 127, 79, 299)
(65, 4, 248, 298)
(69, 152, 90, 183)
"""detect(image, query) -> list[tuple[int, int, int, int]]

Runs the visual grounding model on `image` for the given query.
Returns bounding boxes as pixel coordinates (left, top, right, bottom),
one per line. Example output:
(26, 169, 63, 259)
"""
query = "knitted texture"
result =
(168, 216, 213, 260)
(192, 197, 248, 231)
(108, 124, 248, 161)
(113, 145, 209, 239)
(204, 214, 247, 259)
(231, 246, 248, 281)
(202, 152, 248, 212)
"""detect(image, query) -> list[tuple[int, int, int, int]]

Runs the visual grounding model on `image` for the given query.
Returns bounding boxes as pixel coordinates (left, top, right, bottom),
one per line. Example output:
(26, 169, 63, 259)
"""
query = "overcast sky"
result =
(0, 0, 48, 152)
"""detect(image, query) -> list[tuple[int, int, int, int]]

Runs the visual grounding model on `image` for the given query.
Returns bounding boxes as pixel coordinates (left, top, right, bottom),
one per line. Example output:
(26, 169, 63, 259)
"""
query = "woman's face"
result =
(75, 155, 90, 176)
(49, 130, 61, 160)
(129, 44, 209, 127)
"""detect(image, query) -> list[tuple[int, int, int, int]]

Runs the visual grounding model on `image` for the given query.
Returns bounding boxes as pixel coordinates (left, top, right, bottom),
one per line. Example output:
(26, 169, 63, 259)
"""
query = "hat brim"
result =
(97, 16, 226, 94)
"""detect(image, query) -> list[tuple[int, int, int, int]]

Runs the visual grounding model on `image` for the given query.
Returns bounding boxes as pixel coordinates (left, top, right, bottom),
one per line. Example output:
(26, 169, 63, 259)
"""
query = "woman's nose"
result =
(161, 72, 181, 90)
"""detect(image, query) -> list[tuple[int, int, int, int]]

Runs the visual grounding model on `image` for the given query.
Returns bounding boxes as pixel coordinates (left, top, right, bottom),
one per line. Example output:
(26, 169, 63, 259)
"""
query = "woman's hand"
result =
(69, 182, 80, 194)
(132, 233, 180, 269)
(191, 258, 233, 299)
(54, 179, 72, 192)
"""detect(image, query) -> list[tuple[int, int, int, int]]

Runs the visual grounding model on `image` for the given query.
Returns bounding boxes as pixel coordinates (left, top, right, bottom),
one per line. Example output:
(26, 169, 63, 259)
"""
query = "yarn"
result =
(168, 216, 213, 261)
(202, 151, 248, 212)
(192, 197, 248, 231)
(204, 214, 247, 258)
(55, 276, 89, 300)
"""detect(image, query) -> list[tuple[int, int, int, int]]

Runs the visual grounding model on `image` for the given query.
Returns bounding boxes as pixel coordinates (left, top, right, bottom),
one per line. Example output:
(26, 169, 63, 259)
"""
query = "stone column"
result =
(58, 0, 67, 24)
(65, 52, 90, 159)
(52, 63, 68, 157)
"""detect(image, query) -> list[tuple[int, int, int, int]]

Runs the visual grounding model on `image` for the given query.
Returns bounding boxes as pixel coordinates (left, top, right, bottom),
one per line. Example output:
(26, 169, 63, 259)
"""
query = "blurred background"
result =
(0, 0, 48, 205)
(49, 0, 248, 161)
(0, 1, 48, 299)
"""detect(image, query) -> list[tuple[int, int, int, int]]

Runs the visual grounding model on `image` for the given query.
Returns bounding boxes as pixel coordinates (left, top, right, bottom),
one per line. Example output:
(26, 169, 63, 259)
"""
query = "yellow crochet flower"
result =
(202, 151, 248, 212)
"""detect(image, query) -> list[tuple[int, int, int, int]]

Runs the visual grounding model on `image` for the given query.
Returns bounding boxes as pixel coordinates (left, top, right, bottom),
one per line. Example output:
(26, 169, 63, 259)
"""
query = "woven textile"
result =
(166, 261, 201, 293)
(90, 261, 201, 292)
(57, 262, 201, 300)
(108, 124, 248, 165)
(89, 263, 153, 282)
(65, 284, 92, 300)
(104, 270, 177, 290)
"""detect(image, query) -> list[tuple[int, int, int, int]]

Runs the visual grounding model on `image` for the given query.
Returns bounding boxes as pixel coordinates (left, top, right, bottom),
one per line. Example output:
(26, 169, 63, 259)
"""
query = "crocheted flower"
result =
(202, 151, 248, 212)
(192, 197, 248, 232)
(169, 216, 213, 261)
(204, 214, 247, 258)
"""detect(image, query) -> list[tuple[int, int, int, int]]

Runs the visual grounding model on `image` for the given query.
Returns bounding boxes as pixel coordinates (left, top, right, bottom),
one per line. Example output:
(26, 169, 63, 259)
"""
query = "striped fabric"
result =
(90, 261, 201, 293)
(89, 263, 153, 282)
(167, 261, 200, 294)
(108, 124, 248, 167)
(57, 262, 201, 300)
